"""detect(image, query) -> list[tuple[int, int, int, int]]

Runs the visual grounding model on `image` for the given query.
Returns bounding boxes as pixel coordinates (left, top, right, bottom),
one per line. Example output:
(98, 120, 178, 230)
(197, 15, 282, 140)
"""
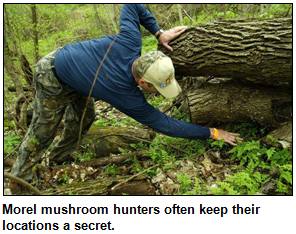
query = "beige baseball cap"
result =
(134, 51, 182, 98)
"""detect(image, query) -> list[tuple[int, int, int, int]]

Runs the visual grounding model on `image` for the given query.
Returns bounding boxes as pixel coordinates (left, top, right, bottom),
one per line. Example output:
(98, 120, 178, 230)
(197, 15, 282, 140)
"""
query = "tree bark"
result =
(159, 18, 292, 87)
(83, 126, 154, 158)
(264, 121, 292, 152)
(4, 6, 23, 96)
(20, 55, 33, 88)
(177, 4, 183, 25)
(185, 78, 292, 128)
(45, 177, 155, 195)
(31, 4, 39, 64)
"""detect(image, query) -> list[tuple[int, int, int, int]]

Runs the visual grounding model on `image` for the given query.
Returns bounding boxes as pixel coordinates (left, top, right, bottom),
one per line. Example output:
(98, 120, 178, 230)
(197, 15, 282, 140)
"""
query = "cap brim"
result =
(155, 78, 182, 98)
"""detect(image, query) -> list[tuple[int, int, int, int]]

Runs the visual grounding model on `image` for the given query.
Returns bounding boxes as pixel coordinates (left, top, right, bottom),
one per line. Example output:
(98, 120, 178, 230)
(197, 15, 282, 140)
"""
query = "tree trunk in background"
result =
(103, 4, 118, 34)
(185, 78, 292, 128)
(177, 4, 183, 25)
(3, 45, 23, 96)
(159, 18, 292, 87)
(93, 4, 101, 31)
(20, 55, 33, 88)
(4, 5, 23, 96)
(242, 4, 250, 18)
(31, 4, 39, 64)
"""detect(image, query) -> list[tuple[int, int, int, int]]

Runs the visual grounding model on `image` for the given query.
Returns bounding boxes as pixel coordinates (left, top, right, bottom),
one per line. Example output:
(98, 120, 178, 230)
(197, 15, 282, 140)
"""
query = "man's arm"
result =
(120, 4, 188, 52)
(119, 4, 160, 36)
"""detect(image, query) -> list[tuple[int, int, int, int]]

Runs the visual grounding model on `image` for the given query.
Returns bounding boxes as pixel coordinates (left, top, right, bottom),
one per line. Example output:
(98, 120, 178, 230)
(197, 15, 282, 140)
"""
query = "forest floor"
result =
(3, 94, 292, 196)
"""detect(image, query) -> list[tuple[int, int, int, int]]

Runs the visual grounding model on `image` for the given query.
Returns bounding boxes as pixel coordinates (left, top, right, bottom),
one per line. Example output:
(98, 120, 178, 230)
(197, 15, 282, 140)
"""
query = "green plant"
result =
(172, 107, 189, 122)
(268, 148, 292, 166)
(4, 133, 21, 154)
(145, 134, 176, 163)
(142, 35, 158, 54)
(147, 94, 172, 110)
(229, 140, 262, 167)
(177, 173, 192, 194)
(125, 156, 143, 173)
(209, 139, 225, 149)
(130, 141, 148, 151)
(118, 147, 131, 154)
(183, 178, 203, 195)
(214, 171, 267, 195)
(4, 118, 15, 129)
(275, 164, 292, 193)
(232, 122, 266, 140)
(162, 164, 174, 172)
(228, 137, 292, 195)
(58, 171, 69, 185)
(74, 145, 95, 162)
(268, 4, 291, 18)
(211, 182, 240, 195)
(105, 164, 121, 176)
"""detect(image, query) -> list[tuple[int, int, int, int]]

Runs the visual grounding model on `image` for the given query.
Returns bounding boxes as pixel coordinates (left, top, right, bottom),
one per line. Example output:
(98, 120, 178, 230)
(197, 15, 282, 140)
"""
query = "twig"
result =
(110, 163, 160, 191)
(163, 97, 184, 114)
(76, 35, 118, 154)
(4, 142, 21, 160)
(182, 8, 195, 23)
(4, 172, 43, 195)
(286, 6, 291, 17)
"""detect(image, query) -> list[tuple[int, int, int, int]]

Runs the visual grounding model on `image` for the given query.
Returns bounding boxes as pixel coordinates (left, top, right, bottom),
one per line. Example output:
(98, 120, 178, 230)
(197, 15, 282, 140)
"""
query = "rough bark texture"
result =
(45, 178, 112, 195)
(83, 126, 154, 158)
(31, 4, 39, 64)
(264, 121, 292, 152)
(46, 178, 155, 195)
(160, 18, 292, 87)
(20, 55, 33, 88)
(186, 78, 292, 128)
(108, 180, 156, 195)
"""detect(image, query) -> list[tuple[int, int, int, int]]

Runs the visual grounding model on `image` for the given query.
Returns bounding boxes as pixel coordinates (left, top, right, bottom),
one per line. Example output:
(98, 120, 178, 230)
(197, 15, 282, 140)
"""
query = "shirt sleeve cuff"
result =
(148, 24, 160, 36)
(206, 127, 211, 138)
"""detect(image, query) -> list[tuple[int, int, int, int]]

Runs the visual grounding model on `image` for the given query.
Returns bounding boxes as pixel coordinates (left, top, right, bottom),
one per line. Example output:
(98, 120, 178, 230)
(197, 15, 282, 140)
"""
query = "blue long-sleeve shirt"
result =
(55, 4, 210, 139)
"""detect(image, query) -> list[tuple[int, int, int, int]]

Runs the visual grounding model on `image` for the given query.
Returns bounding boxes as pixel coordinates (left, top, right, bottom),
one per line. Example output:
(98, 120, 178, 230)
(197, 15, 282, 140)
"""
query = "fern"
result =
(211, 182, 240, 195)
(177, 173, 192, 194)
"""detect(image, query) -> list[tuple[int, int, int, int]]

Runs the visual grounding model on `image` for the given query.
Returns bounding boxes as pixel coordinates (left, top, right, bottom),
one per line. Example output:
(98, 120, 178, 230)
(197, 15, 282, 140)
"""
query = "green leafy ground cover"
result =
(4, 35, 292, 195)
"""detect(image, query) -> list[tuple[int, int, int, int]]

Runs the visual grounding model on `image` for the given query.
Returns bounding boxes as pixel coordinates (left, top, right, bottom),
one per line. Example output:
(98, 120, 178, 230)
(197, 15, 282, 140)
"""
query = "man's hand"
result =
(210, 128, 243, 146)
(158, 26, 188, 52)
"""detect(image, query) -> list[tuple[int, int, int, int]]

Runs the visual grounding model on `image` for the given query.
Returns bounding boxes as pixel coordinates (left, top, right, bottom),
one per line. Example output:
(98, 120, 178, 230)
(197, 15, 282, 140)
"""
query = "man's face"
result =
(138, 79, 158, 94)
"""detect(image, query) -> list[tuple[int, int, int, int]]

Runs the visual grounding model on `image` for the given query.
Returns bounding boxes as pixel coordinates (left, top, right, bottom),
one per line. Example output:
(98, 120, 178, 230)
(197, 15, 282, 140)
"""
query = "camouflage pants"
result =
(11, 49, 96, 177)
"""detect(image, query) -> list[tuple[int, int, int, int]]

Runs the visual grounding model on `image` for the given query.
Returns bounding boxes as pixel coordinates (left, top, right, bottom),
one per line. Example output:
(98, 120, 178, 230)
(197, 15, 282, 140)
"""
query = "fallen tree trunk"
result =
(46, 177, 155, 195)
(160, 18, 292, 87)
(186, 78, 292, 128)
(263, 121, 292, 153)
(83, 126, 154, 158)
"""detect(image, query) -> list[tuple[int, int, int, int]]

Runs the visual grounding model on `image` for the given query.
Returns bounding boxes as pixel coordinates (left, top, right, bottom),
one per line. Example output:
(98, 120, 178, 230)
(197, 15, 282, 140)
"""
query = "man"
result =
(11, 4, 242, 182)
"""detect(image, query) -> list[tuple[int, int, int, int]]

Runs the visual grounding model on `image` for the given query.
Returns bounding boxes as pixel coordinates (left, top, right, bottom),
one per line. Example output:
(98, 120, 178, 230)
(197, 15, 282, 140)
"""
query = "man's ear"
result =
(138, 78, 146, 87)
